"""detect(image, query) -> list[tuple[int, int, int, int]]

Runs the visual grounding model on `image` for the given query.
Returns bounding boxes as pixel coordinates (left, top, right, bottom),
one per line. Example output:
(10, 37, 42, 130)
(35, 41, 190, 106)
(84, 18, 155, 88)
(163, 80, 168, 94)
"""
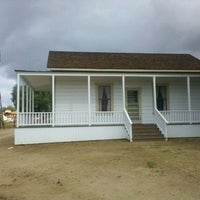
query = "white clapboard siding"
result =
(15, 126, 127, 145)
(56, 76, 123, 113)
(168, 78, 188, 110)
(90, 77, 123, 112)
(113, 79, 123, 111)
(55, 76, 197, 123)
(55, 76, 88, 112)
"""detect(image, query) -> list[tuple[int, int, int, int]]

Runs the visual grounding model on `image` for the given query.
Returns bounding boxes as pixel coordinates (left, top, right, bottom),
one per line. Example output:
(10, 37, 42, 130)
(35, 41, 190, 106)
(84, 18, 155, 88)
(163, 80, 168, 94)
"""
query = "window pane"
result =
(127, 91, 138, 103)
(98, 86, 111, 111)
(156, 86, 167, 111)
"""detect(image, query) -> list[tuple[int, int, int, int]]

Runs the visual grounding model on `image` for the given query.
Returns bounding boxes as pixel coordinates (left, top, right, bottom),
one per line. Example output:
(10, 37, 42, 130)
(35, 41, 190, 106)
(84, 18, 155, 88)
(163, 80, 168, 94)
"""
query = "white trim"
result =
(122, 76, 125, 109)
(52, 75, 55, 127)
(22, 85, 24, 113)
(187, 76, 191, 123)
(32, 90, 34, 112)
(16, 71, 200, 78)
(88, 75, 91, 126)
(26, 85, 29, 112)
(187, 76, 191, 111)
(16, 74, 20, 127)
(29, 87, 32, 112)
(153, 76, 157, 109)
(47, 68, 200, 73)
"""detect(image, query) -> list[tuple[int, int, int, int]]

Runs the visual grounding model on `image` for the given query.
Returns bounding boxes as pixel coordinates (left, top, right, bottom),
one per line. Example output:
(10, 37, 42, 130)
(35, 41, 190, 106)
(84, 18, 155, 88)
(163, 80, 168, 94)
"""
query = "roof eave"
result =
(47, 68, 200, 73)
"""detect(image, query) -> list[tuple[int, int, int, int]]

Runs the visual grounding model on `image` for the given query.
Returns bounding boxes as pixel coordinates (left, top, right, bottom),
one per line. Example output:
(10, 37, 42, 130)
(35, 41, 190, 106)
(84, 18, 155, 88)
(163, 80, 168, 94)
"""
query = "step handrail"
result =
(123, 108, 133, 142)
(154, 108, 168, 140)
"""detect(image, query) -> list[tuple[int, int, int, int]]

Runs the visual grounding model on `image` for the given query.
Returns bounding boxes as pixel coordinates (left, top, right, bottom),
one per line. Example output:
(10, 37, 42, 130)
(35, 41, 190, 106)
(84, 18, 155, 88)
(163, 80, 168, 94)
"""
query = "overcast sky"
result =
(0, 0, 200, 106)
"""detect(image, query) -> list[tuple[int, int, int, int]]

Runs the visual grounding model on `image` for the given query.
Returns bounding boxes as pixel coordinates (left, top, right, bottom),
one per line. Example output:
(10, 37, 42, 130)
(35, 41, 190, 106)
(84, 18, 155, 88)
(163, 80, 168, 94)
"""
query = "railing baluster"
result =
(18, 110, 200, 128)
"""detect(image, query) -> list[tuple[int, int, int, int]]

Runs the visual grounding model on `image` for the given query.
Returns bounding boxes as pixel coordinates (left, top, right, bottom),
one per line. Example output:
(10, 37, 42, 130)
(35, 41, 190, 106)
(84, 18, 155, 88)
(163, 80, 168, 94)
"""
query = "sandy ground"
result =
(0, 129, 200, 200)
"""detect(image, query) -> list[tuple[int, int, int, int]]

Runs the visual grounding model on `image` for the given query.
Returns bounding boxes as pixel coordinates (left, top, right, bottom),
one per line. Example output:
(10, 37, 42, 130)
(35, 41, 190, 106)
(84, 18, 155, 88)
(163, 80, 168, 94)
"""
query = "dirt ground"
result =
(0, 129, 200, 200)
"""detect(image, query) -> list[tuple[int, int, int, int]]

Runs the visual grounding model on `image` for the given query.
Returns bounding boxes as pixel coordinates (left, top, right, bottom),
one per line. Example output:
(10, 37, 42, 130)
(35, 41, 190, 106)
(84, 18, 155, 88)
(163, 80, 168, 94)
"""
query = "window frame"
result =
(156, 85, 169, 111)
(96, 84, 113, 112)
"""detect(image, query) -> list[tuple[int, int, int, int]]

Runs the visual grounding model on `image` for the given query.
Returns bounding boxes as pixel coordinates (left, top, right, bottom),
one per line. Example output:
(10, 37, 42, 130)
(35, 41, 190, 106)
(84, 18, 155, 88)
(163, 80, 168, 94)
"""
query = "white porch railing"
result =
(160, 110, 200, 124)
(18, 112, 52, 126)
(154, 108, 168, 140)
(17, 110, 133, 141)
(18, 111, 125, 126)
(123, 109, 133, 142)
(91, 111, 123, 124)
(154, 109, 200, 140)
(55, 111, 89, 126)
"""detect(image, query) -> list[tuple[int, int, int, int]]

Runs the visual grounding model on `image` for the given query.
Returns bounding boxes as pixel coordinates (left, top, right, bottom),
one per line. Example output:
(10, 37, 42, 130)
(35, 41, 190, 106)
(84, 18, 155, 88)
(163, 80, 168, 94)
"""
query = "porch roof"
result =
(47, 51, 200, 72)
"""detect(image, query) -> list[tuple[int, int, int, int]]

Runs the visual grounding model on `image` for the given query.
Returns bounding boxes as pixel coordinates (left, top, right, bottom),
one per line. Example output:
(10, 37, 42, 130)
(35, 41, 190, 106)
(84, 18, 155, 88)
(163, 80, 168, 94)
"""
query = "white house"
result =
(15, 51, 200, 144)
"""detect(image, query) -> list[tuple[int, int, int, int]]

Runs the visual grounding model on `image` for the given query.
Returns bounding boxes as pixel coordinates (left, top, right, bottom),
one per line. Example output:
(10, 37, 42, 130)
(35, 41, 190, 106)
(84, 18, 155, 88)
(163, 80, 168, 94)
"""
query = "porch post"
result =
(52, 75, 55, 127)
(29, 87, 32, 112)
(22, 85, 24, 113)
(122, 75, 126, 109)
(153, 76, 157, 110)
(16, 74, 20, 127)
(187, 76, 192, 124)
(32, 90, 34, 112)
(88, 75, 91, 126)
(26, 85, 29, 112)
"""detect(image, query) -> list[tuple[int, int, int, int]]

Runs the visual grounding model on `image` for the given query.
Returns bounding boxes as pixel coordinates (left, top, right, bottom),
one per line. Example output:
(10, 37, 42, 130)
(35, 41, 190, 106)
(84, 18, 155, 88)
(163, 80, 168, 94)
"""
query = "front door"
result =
(126, 89, 141, 123)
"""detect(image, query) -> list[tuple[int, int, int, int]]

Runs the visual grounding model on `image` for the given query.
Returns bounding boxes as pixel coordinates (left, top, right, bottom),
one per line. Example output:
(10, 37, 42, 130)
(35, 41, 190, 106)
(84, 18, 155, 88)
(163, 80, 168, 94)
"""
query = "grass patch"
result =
(147, 161, 157, 169)
(2, 122, 16, 128)
(155, 168, 165, 175)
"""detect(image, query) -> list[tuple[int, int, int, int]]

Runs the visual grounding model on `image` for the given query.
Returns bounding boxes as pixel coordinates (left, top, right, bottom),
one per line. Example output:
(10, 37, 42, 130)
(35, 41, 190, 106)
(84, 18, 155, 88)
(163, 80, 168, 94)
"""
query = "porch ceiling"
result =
(21, 75, 52, 91)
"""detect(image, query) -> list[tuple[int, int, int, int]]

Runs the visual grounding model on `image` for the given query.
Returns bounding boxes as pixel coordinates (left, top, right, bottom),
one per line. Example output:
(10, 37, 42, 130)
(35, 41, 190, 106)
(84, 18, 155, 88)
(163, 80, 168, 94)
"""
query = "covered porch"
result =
(15, 72, 200, 144)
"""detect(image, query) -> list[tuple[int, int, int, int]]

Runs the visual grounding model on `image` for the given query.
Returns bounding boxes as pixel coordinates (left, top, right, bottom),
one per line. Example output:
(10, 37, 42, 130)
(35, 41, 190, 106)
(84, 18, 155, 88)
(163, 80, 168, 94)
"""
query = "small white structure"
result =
(15, 52, 200, 144)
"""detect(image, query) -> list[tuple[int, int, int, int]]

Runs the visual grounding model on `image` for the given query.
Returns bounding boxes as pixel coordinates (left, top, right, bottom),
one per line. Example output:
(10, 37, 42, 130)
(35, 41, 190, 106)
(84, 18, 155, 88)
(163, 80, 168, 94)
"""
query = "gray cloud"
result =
(0, 0, 200, 105)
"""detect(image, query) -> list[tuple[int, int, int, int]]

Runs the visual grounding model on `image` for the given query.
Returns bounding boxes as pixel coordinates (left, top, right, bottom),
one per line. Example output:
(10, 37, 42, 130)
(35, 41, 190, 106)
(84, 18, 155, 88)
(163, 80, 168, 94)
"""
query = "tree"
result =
(3, 106, 16, 112)
(34, 91, 52, 112)
(11, 84, 17, 107)
(11, 84, 52, 112)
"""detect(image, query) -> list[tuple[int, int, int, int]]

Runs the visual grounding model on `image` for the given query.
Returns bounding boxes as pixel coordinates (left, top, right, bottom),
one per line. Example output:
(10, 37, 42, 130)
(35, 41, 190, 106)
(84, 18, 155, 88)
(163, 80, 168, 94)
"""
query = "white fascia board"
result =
(17, 71, 200, 78)
(48, 67, 200, 73)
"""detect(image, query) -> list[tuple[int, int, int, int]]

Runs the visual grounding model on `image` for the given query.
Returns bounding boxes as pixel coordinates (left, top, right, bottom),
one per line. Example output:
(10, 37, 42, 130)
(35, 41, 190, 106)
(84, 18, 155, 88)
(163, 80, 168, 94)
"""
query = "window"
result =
(98, 86, 111, 111)
(156, 86, 167, 111)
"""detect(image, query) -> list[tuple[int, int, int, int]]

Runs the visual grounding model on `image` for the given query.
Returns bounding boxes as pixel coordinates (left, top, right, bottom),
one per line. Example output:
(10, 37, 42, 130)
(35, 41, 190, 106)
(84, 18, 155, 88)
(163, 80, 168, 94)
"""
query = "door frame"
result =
(125, 88, 142, 123)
